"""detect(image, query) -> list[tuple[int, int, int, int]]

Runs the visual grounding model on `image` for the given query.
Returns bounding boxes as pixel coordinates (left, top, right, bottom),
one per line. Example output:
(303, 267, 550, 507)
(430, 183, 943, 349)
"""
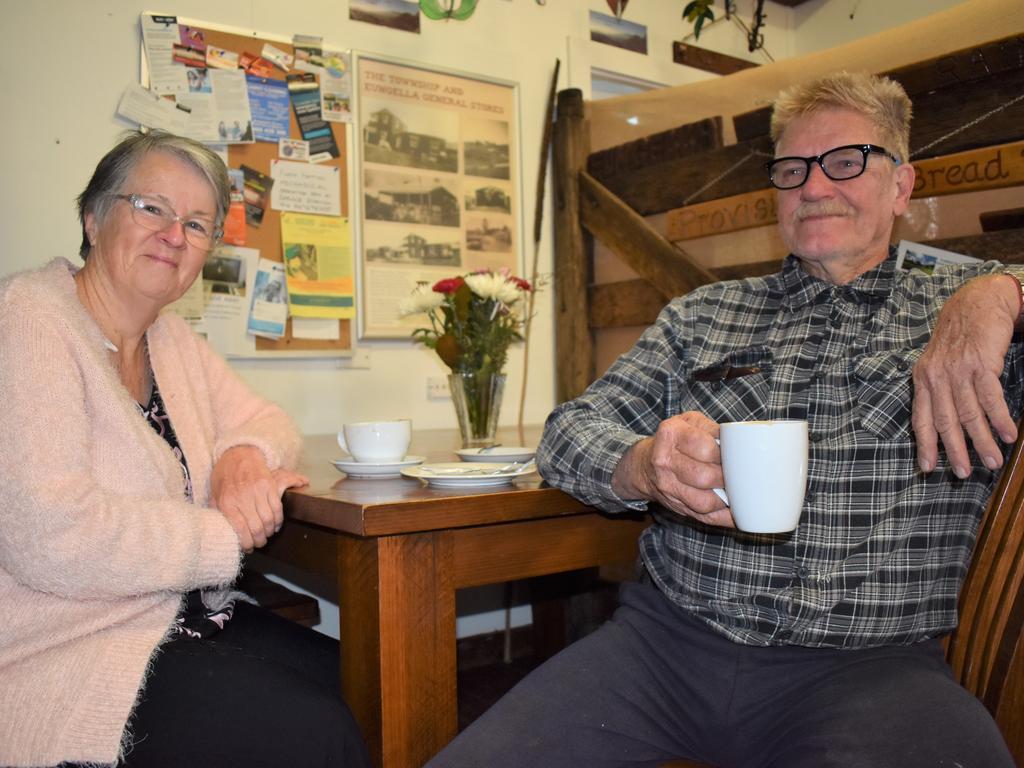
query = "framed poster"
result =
(354, 54, 522, 338)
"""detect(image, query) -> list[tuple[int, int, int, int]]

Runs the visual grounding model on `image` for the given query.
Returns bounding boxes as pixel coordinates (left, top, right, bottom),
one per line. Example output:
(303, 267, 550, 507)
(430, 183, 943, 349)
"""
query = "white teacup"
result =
(713, 419, 808, 533)
(337, 420, 411, 463)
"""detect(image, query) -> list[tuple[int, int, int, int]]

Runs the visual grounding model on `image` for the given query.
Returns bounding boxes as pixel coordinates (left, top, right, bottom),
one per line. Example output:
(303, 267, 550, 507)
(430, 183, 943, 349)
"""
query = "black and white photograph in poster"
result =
(364, 169, 461, 228)
(356, 55, 520, 338)
(363, 101, 459, 173)
(363, 222, 461, 267)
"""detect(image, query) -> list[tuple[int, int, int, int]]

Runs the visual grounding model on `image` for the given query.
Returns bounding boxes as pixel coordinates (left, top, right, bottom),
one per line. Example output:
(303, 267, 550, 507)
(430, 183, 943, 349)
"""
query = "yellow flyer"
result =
(279, 212, 355, 318)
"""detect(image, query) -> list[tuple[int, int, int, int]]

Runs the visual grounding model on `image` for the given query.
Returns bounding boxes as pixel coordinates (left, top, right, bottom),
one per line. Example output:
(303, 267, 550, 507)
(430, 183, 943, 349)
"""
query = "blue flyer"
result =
(246, 75, 291, 143)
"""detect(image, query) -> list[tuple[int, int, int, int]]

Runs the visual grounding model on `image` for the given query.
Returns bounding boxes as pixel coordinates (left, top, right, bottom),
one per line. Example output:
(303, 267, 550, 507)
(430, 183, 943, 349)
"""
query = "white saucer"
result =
(455, 446, 536, 463)
(331, 455, 425, 479)
(401, 461, 536, 488)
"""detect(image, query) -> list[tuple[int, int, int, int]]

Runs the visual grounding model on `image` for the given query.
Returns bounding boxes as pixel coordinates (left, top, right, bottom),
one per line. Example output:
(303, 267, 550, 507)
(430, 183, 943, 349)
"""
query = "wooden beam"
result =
(666, 187, 776, 241)
(672, 42, 758, 76)
(981, 208, 1024, 233)
(591, 40, 1024, 216)
(552, 88, 594, 403)
(589, 279, 665, 329)
(664, 140, 1024, 242)
(734, 34, 1024, 142)
(587, 116, 722, 181)
(589, 134, 774, 217)
(579, 171, 718, 300)
(588, 259, 782, 330)
(927, 228, 1024, 262)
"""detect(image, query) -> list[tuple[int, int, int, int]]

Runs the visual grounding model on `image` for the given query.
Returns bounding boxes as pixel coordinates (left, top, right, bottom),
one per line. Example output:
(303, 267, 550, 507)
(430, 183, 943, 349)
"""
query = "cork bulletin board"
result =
(141, 14, 353, 356)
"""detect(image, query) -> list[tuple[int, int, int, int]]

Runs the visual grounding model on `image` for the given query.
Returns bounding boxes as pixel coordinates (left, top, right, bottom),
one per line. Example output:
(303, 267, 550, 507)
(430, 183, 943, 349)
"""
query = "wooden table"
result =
(260, 427, 648, 768)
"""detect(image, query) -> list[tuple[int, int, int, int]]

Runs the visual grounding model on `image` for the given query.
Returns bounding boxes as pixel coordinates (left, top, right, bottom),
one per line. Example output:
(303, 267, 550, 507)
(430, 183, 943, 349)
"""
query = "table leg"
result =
(339, 531, 458, 768)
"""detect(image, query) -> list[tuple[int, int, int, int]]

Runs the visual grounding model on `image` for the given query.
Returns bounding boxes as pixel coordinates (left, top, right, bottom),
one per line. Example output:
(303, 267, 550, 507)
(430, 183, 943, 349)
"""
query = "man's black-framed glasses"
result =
(765, 144, 901, 190)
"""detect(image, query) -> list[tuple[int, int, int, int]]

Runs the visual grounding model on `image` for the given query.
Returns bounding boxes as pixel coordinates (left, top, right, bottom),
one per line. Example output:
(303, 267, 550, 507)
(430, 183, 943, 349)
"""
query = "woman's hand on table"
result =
(210, 446, 309, 552)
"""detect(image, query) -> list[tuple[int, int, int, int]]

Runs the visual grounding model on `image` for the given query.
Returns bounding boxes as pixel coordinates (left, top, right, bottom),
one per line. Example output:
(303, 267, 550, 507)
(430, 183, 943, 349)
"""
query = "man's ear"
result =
(891, 161, 916, 217)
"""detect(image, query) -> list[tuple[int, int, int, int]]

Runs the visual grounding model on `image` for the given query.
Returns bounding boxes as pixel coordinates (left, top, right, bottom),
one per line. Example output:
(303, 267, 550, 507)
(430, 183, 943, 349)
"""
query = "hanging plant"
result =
(682, 0, 715, 39)
(420, 0, 477, 21)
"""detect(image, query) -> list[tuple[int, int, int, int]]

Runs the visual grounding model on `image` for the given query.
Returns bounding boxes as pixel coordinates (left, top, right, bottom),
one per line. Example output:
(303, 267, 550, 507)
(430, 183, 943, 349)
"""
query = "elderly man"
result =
(427, 73, 1022, 767)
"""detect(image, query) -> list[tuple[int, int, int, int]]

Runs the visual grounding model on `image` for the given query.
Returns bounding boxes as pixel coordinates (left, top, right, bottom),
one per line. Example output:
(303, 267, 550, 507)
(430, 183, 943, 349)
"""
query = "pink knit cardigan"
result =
(0, 258, 302, 766)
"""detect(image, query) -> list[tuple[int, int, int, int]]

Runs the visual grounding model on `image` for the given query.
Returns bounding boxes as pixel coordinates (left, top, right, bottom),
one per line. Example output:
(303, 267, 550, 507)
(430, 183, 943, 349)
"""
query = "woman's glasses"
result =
(115, 193, 221, 250)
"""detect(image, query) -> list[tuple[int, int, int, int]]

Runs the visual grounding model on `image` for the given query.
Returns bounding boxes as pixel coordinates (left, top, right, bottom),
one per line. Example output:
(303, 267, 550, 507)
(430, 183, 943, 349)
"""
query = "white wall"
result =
(0, 0, 968, 638)
(790, 0, 970, 56)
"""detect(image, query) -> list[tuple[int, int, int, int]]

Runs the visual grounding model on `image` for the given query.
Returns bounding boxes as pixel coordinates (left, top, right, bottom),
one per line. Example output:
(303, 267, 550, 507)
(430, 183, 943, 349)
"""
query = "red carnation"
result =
(433, 276, 465, 294)
(509, 276, 532, 292)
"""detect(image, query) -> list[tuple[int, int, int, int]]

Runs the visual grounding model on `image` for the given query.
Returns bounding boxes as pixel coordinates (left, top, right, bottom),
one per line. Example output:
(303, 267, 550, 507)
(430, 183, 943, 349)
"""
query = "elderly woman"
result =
(0, 131, 370, 767)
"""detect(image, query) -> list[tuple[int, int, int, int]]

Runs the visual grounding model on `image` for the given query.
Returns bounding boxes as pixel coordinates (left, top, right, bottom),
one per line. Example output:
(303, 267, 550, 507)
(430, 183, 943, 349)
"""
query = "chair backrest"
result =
(946, 419, 1024, 761)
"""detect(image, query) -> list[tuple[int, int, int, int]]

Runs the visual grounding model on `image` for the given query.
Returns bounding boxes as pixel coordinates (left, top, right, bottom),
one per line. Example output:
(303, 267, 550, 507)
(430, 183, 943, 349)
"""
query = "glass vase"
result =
(448, 371, 507, 449)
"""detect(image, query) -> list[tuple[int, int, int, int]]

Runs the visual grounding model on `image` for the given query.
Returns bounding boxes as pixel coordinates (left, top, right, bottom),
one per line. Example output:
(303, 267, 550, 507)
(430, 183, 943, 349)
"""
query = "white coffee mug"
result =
(337, 419, 411, 463)
(714, 419, 808, 533)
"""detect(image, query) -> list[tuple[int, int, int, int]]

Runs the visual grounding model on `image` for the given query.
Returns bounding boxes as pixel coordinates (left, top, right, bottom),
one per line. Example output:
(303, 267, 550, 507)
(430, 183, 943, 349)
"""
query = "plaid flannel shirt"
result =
(537, 252, 1024, 649)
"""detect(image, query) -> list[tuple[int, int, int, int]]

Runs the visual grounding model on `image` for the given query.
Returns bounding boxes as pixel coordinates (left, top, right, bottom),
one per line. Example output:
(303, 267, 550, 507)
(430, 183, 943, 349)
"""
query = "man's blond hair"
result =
(770, 71, 912, 163)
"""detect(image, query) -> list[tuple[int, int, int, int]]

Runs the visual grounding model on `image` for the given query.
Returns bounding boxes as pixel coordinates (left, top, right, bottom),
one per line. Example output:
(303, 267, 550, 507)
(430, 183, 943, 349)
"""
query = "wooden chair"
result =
(660, 421, 1024, 768)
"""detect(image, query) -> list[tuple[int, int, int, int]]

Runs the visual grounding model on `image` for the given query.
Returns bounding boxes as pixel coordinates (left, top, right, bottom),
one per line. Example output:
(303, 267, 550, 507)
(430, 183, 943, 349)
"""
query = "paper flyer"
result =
(206, 46, 240, 70)
(247, 258, 289, 338)
(222, 170, 246, 245)
(172, 43, 205, 67)
(141, 14, 188, 94)
(166, 272, 207, 333)
(262, 43, 294, 72)
(177, 90, 217, 143)
(280, 212, 355, 319)
(291, 317, 341, 340)
(270, 160, 342, 216)
(242, 165, 274, 226)
(246, 75, 291, 143)
(116, 83, 189, 134)
(292, 33, 325, 73)
(895, 240, 981, 274)
(279, 138, 310, 162)
(207, 69, 254, 143)
(240, 52, 276, 78)
(320, 50, 352, 123)
(201, 246, 260, 354)
(179, 25, 206, 51)
(286, 73, 340, 159)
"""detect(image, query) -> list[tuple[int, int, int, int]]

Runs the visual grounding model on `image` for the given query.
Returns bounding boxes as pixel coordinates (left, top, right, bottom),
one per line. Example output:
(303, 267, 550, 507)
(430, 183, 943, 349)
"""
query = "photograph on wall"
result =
(589, 10, 648, 54)
(350, 0, 421, 34)
(356, 55, 520, 338)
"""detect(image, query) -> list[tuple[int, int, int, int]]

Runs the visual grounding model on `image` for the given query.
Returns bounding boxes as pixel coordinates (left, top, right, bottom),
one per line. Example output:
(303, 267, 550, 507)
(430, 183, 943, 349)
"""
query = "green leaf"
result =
(417, 0, 446, 20)
(451, 0, 477, 20)
(453, 283, 472, 322)
(419, 0, 476, 21)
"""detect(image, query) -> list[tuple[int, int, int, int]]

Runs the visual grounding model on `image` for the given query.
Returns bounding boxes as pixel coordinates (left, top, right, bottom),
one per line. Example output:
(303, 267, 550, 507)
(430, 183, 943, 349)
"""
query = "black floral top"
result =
(138, 382, 235, 639)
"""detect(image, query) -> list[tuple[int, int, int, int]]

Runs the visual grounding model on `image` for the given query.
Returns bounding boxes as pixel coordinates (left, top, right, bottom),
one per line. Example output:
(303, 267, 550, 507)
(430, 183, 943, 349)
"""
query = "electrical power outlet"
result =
(427, 376, 451, 399)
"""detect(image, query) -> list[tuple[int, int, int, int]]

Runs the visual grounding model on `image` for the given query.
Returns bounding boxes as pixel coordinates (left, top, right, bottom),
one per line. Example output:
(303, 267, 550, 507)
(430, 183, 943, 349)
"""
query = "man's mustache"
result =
(795, 201, 855, 220)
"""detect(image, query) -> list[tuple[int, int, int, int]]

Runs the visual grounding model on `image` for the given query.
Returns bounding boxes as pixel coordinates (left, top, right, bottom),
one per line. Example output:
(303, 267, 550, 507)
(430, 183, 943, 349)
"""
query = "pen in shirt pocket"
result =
(690, 364, 763, 382)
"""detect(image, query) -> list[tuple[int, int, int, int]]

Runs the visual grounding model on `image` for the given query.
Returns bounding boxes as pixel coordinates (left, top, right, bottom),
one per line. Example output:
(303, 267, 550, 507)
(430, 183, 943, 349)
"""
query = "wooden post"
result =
(552, 88, 594, 403)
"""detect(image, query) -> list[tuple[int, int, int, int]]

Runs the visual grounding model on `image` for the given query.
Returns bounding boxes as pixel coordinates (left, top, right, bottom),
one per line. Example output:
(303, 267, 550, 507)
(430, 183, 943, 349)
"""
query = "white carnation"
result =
(466, 272, 522, 305)
(397, 284, 444, 317)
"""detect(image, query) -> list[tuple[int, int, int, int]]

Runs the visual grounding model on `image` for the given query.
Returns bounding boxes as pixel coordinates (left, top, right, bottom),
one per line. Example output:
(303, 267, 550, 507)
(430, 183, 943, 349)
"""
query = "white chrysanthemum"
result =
(465, 272, 522, 305)
(397, 284, 444, 317)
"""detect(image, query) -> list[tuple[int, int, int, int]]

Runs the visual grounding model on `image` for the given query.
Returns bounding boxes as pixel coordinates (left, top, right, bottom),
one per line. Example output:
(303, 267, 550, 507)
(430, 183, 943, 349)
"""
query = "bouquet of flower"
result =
(399, 268, 533, 377)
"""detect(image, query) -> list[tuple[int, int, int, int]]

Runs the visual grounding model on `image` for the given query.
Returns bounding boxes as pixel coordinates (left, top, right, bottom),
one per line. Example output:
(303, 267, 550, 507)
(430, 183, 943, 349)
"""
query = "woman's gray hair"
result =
(76, 130, 231, 259)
